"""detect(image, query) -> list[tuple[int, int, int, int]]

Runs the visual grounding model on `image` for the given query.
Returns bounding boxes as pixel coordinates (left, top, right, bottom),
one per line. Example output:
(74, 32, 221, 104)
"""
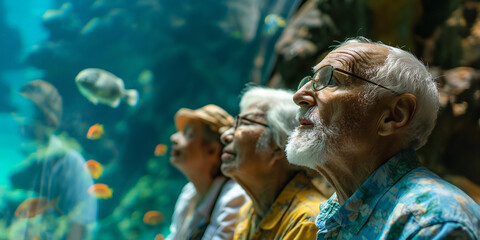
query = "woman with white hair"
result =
(220, 86, 326, 239)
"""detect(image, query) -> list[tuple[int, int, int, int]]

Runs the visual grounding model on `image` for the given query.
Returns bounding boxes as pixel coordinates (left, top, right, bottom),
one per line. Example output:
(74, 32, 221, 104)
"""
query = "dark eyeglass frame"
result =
(297, 65, 399, 94)
(233, 114, 270, 131)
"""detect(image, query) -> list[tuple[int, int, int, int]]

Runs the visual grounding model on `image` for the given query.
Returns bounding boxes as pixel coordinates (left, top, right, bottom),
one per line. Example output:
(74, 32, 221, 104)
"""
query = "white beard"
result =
(286, 107, 340, 169)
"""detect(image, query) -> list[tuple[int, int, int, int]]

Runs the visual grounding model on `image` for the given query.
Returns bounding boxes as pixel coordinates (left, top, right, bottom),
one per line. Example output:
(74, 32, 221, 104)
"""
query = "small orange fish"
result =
(154, 144, 168, 156)
(87, 123, 104, 139)
(15, 197, 62, 218)
(143, 210, 164, 225)
(88, 183, 113, 199)
(84, 159, 103, 179)
(154, 234, 164, 240)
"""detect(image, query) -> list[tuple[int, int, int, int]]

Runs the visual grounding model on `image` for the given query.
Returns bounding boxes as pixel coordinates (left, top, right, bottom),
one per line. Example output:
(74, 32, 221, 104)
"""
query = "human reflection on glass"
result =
(9, 136, 98, 239)
(4, 79, 98, 239)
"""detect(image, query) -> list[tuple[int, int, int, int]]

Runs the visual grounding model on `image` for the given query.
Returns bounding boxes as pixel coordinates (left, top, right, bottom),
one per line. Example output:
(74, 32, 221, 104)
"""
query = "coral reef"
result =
(12, 0, 298, 238)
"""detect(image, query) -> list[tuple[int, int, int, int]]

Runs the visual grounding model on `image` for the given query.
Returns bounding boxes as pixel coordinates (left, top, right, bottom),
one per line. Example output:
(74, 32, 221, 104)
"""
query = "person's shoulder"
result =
(368, 168, 480, 239)
(288, 185, 324, 222)
(284, 198, 319, 226)
(217, 178, 249, 207)
(296, 176, 328, 204)
(392, 167, 480, 226)
(222, 178, 244, 193)
(400, 168, 477, 206)
(175, 182, 196, 202)
(180, 182, 195, 194)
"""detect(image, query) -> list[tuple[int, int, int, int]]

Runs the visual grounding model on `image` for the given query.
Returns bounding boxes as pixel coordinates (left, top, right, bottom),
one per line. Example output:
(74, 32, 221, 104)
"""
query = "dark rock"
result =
(269, 0, 368, 89)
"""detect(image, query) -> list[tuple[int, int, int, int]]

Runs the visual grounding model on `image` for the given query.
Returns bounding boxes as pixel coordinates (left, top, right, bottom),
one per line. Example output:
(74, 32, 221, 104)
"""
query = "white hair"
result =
(342, 37, 440, 149)
(240, 86, 299, 150)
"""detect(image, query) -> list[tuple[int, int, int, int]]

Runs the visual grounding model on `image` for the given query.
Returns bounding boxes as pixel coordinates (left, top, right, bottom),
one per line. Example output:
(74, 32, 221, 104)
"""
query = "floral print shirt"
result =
(234, 172, 326, 240)
(316, 149, 480, 240)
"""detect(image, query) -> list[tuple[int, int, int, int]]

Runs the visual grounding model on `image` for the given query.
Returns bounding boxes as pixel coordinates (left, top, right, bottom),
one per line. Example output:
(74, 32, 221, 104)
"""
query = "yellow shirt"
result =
(233, 172, 326, 240)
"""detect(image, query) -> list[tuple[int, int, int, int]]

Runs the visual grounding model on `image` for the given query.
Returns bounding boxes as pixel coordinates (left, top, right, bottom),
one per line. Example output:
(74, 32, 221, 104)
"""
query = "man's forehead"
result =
(313, 42, 389, 72)
(241, 104, 266, 117)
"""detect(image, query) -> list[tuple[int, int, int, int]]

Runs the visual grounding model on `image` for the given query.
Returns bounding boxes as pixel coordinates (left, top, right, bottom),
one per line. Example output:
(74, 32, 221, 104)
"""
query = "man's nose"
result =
(220, 128, 234, 145)
(170, 132, 179, 144)
(293, 86, 316, 107)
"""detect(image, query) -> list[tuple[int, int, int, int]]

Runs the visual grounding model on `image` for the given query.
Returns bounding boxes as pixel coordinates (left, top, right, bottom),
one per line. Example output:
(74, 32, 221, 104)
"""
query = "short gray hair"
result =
(341, 37, 440, 150)
(240, 86, 299, 150)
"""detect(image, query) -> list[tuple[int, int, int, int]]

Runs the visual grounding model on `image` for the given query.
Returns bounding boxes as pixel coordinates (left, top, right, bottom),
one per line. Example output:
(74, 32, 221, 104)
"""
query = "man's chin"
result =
(220, 164, 235, 177)
(289, 127, 308, 141)
(169, 156, 179, 165)
(285, 127, 327, 170)
(286, 143, 316, 170)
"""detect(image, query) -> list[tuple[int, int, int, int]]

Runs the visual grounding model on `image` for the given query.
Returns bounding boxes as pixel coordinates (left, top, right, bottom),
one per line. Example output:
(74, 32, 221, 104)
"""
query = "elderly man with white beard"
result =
(285, 37, 480, 239)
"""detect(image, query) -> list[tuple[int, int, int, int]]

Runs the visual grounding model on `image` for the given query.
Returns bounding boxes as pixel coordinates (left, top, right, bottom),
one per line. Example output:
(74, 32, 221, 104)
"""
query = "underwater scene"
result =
(0, 0, 300, 239)
(1, 0, 480, 239)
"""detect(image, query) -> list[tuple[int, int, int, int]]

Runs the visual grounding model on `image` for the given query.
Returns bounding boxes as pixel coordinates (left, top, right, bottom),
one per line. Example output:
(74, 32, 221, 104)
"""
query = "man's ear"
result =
(269, 147, 286, 167)
(378, 93, 417, 136)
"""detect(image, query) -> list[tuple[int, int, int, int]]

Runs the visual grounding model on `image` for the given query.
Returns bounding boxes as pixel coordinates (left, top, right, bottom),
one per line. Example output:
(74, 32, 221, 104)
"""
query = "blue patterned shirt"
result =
(316, 149, 480, 239)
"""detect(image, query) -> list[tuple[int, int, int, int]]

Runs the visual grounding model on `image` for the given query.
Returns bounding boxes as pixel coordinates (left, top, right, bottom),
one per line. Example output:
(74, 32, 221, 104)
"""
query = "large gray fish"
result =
(75, 68, 139, 108)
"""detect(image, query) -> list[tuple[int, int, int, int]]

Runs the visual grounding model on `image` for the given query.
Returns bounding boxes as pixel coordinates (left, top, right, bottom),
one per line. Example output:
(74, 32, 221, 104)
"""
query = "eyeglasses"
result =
(233, 114, 270, 131)
(297, 65, 398, 94)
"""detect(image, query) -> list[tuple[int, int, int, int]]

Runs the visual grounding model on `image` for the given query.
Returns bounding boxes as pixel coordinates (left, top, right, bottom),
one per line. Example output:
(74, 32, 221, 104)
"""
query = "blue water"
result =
(1, 0, 51, 185)
(0, 113, 24, 186)
(0, 0, 49, 185)
(3, 0, 51, 56)
(0, 68, 43, 186)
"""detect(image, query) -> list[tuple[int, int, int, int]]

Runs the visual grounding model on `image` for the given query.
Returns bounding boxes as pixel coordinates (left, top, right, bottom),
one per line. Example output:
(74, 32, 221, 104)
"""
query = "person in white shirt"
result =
(167, 104, 248, 240)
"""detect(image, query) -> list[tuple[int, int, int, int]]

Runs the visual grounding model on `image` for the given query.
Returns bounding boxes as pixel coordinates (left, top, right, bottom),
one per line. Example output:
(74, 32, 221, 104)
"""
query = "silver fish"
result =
(75, 68, 139, 108)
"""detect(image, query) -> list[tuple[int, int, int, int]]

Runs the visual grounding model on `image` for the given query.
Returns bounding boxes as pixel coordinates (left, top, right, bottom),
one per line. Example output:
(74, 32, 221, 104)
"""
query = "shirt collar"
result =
(260, 172, 311, 230)
(316, 149, 420, 235)
(195, 176, 228, 218)
(316, 192, 340, 234)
